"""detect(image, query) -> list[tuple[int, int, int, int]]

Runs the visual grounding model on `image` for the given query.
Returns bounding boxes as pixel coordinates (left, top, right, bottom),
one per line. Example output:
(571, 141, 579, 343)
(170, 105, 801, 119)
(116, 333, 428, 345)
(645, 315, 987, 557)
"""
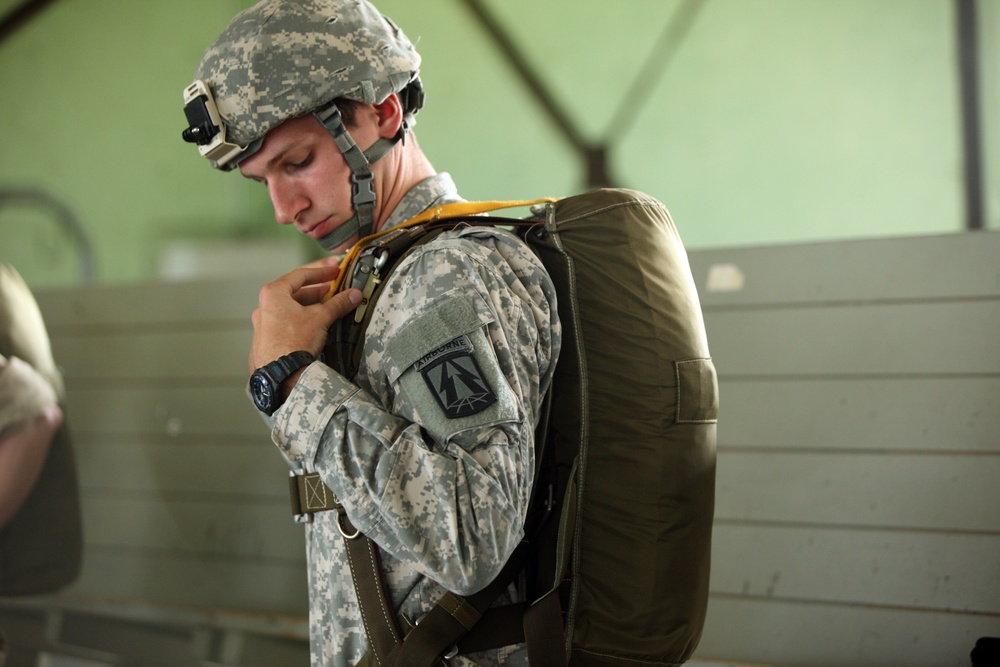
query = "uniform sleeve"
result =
(270, 229, 560, 595)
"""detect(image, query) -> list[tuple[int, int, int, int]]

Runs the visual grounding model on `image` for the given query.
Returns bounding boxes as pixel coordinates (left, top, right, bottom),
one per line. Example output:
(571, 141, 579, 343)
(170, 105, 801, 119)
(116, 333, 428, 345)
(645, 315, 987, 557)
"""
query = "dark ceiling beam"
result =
(606, 0, 706, 143)
(458, 0, 705, 189)
(0, 0, 60, 44)
(955, 0, 984, 231)
(458, 0, 615, 187)
(459, 0, 589, 156)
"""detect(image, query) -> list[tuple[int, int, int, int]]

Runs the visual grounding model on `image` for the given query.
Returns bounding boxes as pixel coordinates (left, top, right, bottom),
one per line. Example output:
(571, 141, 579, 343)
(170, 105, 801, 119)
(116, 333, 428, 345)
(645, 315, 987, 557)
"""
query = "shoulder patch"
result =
(415, 335, 498, 419)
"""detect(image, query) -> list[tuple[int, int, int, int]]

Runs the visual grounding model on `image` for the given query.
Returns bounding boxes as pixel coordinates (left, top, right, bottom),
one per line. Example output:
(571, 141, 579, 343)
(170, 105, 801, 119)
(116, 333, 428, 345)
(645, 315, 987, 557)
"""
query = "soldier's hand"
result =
(248, 258, 362, 374)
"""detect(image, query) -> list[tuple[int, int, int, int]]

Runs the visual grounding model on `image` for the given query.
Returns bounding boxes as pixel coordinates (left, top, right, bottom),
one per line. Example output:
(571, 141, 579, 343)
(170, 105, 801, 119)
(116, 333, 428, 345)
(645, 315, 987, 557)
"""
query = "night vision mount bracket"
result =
(181, 80, 248, 169)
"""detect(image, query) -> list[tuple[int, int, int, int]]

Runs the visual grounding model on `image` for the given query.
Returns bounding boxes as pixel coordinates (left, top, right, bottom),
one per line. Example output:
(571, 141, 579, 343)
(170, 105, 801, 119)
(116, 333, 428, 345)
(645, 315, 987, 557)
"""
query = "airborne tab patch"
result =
(415, 335, 498, 419)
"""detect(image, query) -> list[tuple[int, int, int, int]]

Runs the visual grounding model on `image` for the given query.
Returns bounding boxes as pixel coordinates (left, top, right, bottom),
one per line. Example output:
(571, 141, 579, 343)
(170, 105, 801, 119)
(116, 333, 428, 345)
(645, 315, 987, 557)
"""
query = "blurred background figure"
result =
(0, 264, 83, 665)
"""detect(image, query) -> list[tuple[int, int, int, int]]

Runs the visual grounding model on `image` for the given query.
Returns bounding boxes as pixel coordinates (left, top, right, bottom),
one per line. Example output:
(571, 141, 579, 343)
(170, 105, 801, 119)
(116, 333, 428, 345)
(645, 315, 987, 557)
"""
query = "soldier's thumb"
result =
(324, 288, 363, 323)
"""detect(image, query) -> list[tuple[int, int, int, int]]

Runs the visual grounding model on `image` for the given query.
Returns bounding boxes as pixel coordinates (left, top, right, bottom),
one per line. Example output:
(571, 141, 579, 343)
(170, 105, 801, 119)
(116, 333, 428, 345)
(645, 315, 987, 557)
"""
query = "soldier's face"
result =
(238, 113, 381, 252)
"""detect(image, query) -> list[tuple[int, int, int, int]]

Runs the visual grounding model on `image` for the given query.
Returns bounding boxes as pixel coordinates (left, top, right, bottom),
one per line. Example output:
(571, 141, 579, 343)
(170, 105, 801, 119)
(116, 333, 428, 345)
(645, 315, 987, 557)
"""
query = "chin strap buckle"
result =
(351, 170, 376, 207)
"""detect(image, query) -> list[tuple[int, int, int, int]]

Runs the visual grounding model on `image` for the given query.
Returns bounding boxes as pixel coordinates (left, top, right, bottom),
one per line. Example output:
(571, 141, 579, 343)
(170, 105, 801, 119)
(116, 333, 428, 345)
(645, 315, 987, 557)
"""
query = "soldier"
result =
(181, 1, 560, 665)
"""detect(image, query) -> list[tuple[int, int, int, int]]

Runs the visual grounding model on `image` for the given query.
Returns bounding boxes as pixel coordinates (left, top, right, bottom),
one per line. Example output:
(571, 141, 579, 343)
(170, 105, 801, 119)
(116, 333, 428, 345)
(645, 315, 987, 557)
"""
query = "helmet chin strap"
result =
(313, 104, 401, 252)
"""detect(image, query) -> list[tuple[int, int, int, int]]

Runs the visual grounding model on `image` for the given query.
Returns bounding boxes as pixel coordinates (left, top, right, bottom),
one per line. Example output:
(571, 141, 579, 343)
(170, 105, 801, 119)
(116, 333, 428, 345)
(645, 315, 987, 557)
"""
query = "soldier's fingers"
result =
(303, 255, 343, 270)
(322, 288, 363, 323)
(294, 283, 332, 306)
(279, 262, 341, 293)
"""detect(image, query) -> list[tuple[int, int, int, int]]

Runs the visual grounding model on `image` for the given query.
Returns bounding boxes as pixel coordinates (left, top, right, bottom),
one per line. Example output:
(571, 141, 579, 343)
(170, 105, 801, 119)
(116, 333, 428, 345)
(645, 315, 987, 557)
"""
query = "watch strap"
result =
(270, 350, 316, 380)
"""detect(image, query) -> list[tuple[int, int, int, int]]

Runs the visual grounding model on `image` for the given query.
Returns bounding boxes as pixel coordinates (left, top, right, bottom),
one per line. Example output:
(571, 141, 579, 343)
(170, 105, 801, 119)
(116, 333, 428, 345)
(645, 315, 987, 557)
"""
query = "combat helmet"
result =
(181, 0, 424, 250)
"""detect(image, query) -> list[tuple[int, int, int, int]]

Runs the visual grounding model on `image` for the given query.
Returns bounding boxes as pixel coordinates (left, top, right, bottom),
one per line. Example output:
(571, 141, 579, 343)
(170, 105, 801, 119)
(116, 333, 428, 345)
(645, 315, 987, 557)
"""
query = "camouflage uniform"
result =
(265, 172, 561, 666)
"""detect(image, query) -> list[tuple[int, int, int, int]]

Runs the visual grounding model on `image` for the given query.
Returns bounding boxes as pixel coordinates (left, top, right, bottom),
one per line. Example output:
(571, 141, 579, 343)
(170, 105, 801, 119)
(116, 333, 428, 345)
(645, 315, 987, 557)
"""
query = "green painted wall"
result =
(0, 0, 996, 287)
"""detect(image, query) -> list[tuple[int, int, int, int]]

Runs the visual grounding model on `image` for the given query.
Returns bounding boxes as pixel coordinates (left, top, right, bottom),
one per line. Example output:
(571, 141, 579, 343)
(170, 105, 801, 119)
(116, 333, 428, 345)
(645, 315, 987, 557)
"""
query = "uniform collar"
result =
(381, 172, 464, 232)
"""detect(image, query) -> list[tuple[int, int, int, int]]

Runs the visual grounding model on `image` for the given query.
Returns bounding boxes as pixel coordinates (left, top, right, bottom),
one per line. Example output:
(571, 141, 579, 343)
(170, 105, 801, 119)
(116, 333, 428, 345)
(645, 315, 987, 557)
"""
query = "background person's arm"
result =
(0, 404, 63, 529)
(0, 354, 63, 529)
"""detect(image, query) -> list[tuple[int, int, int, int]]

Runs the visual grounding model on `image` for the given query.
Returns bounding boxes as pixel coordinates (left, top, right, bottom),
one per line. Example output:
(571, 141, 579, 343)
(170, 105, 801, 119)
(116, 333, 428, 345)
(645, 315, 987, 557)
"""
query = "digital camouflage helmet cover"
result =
(181, 0, 424, 249)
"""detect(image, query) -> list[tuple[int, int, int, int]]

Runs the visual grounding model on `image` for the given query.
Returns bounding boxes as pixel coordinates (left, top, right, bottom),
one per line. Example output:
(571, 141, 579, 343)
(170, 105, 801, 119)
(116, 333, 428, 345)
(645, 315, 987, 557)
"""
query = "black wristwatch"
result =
(249, 351, 316, 416)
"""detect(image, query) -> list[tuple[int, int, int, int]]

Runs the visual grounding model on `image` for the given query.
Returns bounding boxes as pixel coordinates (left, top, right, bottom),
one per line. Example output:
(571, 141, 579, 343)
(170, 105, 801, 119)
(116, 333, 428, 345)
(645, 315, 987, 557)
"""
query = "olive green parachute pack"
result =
(316, 187, 718, 666)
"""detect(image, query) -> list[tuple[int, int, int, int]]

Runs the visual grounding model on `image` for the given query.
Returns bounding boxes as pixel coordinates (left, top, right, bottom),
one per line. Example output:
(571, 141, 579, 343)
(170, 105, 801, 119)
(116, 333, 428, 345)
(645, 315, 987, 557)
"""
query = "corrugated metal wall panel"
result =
(689, 230, 1000, 667)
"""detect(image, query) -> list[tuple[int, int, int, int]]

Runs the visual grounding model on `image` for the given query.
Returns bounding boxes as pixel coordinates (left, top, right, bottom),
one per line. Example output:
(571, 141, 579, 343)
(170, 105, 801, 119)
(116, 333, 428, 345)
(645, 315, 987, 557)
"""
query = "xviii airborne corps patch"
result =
(415, 335, 498, 419)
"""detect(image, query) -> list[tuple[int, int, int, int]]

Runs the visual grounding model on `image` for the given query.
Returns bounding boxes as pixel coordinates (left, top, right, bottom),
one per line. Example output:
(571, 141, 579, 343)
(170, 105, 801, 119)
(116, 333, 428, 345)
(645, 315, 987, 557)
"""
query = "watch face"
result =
(250, 372, 275, 413)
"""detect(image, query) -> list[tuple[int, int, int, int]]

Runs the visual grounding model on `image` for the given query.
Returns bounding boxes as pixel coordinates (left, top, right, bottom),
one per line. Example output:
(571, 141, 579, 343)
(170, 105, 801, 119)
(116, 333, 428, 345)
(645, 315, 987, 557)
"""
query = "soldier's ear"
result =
(373, 93, 404, 139)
